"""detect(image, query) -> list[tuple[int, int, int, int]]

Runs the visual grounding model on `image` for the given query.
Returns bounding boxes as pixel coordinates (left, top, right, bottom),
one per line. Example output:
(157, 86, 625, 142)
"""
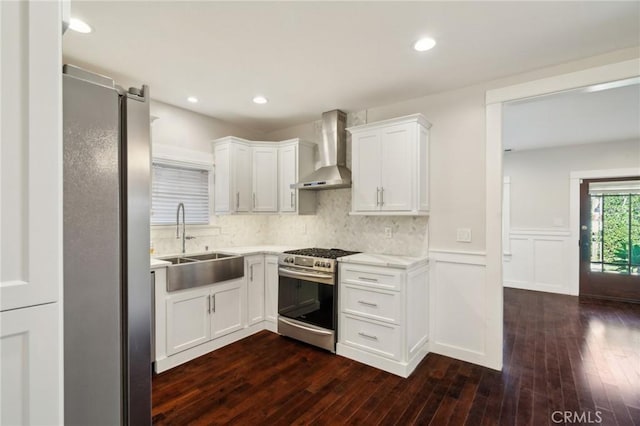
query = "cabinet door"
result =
(166, 288, 211, 355)
(234, 144, 252, 212)
(211, 279, 245, 339)
(380, 124, 414, 211)
(252, 146, 278, 212)
(264, 255, 279, 323)
(1, 303, 60, 425)
(278, 145, 297, 212)
(213, 143, 231, 213)
(352, 130, 381, 212)
(246, 256, 265, 325)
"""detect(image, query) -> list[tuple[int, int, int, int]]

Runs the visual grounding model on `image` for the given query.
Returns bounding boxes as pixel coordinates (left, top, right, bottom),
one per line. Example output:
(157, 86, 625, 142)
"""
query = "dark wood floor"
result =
(152, 289, 640, 425)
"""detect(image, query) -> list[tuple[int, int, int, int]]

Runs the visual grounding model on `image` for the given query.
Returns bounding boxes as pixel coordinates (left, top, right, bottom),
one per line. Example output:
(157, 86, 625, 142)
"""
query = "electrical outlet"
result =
(384, 227, 393, 239)
(456, 228, 472, 243)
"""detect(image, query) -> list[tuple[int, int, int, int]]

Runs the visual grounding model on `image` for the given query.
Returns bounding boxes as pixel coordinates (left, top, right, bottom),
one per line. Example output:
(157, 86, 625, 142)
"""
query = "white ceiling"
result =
(63, 1, 640, 133)
(503, 80, 640, 151)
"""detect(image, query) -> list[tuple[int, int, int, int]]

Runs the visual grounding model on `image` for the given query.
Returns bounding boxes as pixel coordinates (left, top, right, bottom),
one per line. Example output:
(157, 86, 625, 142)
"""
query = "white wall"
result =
(502, 140, 639, 295)
(504, 140, 640, 229)
(150, 100, 263, 152)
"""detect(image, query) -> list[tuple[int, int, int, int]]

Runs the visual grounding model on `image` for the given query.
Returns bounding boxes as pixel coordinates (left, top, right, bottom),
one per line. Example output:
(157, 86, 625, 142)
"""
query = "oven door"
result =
(278, 266, 335, 331)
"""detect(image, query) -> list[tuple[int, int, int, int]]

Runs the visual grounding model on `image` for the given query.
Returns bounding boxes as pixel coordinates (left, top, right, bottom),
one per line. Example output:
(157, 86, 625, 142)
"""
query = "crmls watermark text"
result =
(551, 411, 603, 424)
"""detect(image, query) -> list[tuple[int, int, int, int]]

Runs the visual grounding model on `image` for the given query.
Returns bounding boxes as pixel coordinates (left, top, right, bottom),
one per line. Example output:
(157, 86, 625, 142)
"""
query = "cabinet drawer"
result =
(341, 315, 401, 360)
(341, 265, 402, 291)
(342, 285, 400, 324)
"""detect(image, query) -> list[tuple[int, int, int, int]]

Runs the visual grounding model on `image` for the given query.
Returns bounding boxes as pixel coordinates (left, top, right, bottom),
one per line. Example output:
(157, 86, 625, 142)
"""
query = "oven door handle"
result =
(278, 317, 334, 336)
(278, 267, 333, 281)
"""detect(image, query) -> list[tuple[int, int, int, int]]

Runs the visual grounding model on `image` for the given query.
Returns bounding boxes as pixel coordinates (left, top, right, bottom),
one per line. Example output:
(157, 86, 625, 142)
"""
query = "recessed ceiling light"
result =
(187, 96, 198, 103)
(69, 18, 92, 34)
(252, 95, 268, 104)
(413, 37, 436, 52)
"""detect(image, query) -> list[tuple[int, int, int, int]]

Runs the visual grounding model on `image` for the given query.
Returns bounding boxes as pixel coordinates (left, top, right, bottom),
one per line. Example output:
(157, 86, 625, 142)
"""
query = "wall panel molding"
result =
(428, 250, 500, 370)
(503, 228, 573, 295)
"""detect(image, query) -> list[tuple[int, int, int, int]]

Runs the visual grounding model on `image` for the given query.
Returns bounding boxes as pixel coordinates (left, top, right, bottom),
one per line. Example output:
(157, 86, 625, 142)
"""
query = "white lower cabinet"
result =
(1, 303, 60, 425)
(337, 261, 429, 378)
(246, 255, 265, 325)
(264, 255, 279, 324)
(155, 253, 281, 373)
(165, 278, 246, 357)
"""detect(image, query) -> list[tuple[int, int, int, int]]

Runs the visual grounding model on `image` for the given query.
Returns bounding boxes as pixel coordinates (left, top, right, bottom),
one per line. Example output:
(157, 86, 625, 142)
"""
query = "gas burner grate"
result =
(283, 248, 360, 259)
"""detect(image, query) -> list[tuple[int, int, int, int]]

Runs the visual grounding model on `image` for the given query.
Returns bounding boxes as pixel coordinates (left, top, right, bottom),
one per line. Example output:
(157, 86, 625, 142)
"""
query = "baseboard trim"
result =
(336, 341, 429, 378)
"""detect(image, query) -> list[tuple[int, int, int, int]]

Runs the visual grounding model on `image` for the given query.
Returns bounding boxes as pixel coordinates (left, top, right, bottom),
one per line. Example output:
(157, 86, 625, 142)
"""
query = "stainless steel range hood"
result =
(292, 109, 351, 190)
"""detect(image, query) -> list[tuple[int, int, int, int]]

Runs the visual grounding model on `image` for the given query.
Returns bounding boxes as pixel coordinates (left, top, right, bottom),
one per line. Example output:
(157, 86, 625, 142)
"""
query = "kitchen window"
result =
(151, 162, 210, 225)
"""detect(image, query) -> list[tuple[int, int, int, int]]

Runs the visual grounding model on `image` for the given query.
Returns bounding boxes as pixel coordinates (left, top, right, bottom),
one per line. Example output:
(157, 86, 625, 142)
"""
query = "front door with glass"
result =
(580, 177, 640, 301)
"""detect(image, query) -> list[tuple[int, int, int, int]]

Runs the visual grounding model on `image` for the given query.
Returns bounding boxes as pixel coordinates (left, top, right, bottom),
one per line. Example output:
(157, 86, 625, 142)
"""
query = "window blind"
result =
(151, 163, 210, 225)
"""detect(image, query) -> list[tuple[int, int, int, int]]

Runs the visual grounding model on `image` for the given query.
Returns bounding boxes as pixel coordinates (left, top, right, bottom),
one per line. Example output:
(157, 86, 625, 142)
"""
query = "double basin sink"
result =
(160, 252, 244, 292)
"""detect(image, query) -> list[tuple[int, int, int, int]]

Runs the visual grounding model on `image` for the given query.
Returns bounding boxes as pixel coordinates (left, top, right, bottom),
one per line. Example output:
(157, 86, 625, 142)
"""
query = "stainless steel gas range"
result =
(277, 248, 359, 352)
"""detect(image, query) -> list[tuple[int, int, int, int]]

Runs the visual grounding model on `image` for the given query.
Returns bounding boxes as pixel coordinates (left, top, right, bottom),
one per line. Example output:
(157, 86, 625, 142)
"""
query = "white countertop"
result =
(215, 245, 301, 256)
(150, 245, 300, 268)
(150, 257, 171, 269)
(338, 252, 428, 269)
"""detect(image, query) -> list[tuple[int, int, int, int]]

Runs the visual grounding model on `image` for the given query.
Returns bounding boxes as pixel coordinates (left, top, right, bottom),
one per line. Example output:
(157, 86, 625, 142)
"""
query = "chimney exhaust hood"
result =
(292, 109, 351, 190)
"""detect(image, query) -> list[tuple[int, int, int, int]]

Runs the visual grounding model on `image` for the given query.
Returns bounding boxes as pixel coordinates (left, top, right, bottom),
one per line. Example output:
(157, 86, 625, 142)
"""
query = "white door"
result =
(352, 130, 381, 212)
(213, 143, 231, 213)
(1, 0, 61, 311)
(1, 2, 63, 422)
(234, 143, 252, 212)
(264, 255, 279, 323)
(1, 303, 60, 425)
(246, 256, 265, 325)
(211, 279, 245, 339)
(380, 124, 414, 211)
(252, 146, 278, 212)
(166, 288, 211, 355)
(278, 145, 297, 212)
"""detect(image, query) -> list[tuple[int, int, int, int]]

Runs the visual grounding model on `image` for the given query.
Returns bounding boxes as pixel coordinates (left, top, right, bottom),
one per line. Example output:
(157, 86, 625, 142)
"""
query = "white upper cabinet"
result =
(348, 114, 431, 216)
(213, 137, 252, 214)
(252, 146, 278, 212)
(213, 137, 317, 215)
(278, 139, 316, 215)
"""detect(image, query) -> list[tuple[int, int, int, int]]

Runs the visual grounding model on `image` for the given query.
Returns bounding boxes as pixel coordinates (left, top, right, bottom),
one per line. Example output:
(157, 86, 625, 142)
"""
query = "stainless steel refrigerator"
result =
(63, 65, 151, 426)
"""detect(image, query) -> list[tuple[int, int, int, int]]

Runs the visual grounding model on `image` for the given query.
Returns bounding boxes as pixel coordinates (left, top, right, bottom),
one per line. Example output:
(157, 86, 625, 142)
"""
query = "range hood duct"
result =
(292, 109, 351, 190)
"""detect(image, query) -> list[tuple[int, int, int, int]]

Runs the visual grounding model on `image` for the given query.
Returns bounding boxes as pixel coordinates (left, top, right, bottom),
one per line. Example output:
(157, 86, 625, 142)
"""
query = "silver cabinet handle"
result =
(207, 294, 211, 313)
(212, 294, 216, 313)
(253, 193, 256, 208)
(236, 192, 240, 209)
(290, 191, 294, 208)
(376, 187, 380, 206)
(250, 264, 254, 281)
(358, 276, 378, 282)
(358, 332, 378, 341)
(357, 300, 378, 307)
(380, 187, 384, 206)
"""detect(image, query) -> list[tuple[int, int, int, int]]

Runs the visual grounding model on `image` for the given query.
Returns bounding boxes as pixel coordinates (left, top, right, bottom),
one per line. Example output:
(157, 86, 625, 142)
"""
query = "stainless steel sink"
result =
(186, 253, 234, 261)
(162, 256, 198, 265)
(158, 253, 244, 292)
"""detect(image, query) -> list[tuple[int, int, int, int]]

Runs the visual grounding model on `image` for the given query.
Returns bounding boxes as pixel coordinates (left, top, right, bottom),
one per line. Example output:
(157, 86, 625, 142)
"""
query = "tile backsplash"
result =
(151, 189, 428, 257)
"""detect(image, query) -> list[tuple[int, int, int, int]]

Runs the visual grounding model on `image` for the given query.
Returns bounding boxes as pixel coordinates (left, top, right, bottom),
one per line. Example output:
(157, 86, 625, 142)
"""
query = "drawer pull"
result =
(357, 300, 378, 307)
(358, 332, 378, 341)
(358, 276, 378, 282)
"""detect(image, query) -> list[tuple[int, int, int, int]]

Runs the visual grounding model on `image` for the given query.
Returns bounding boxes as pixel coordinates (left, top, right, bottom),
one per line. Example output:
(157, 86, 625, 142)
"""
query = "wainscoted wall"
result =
(503, 228, 573, 295)
(428, 250, 500, 370)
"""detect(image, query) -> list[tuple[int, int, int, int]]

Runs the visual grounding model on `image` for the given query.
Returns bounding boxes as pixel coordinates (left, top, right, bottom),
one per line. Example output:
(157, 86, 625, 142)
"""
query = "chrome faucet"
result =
(176, 203, 195, 254)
